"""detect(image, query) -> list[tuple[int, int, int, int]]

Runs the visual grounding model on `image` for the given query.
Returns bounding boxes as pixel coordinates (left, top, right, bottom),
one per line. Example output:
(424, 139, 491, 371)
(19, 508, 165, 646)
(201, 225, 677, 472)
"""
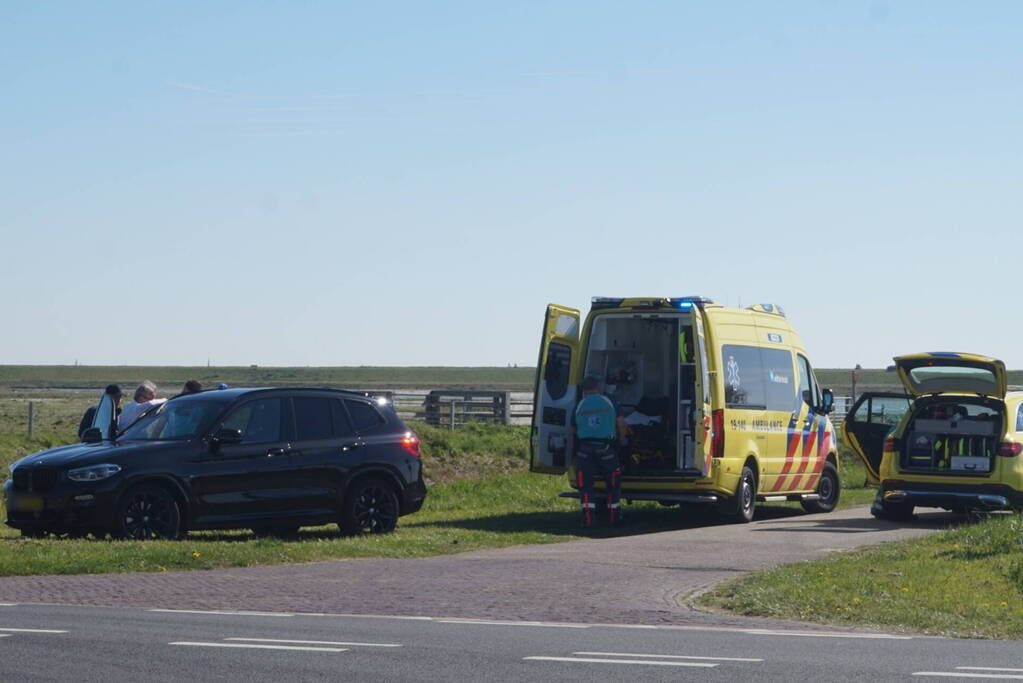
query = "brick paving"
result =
(0, 506, 948, 629)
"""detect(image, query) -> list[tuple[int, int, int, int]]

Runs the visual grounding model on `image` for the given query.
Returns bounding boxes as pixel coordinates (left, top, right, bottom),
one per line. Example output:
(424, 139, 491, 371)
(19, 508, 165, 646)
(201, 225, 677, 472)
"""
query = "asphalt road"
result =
(0, 505, 956, 628)
(2, 603, 1022, 682)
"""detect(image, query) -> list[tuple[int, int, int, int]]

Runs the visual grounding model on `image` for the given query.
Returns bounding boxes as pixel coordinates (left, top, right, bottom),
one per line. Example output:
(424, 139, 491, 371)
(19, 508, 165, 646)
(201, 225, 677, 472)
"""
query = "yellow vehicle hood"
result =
(894, 352, 1007, 399)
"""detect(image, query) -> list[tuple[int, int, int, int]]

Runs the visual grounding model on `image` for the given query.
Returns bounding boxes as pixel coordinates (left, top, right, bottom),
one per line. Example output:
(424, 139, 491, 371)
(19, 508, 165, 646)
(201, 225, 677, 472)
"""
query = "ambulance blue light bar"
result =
(591, 297, 625, 309)
(669, 296, 714, 309)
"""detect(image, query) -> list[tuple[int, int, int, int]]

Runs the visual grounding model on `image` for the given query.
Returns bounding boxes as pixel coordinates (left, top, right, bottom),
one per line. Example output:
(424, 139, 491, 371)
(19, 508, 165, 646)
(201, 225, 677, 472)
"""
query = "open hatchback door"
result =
(842, 392, 914, 485)
(894, 353, 1007, 399)
(530, 304, 580, 474)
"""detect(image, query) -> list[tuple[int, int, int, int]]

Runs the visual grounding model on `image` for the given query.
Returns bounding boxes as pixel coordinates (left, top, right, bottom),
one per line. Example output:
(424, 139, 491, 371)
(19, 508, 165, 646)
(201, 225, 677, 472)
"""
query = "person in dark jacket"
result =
(78, 384, 124, 439)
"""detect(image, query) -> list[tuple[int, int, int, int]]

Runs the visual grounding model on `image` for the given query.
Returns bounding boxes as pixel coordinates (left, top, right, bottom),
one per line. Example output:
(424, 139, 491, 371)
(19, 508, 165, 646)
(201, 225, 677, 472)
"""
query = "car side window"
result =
(293, 397, 333, 440)
(221, 398, 283, 444)
(345, 399, 385, 433)
(332, 400, 356, 437)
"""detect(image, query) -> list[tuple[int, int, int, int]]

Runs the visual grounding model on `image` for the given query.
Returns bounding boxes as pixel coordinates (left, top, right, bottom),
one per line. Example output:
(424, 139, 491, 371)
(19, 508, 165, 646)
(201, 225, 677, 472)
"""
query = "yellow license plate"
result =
(8, 495, 44, 512)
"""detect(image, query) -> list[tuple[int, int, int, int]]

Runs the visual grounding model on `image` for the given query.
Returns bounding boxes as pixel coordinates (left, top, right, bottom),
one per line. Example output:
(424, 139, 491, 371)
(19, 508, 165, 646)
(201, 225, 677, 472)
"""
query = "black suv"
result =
(3, 388, 426, 539)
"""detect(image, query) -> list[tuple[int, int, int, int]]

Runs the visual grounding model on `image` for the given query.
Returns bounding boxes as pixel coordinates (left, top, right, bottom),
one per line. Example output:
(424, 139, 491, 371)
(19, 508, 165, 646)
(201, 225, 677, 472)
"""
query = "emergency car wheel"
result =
(340, 477, 399, 536)
(720, 466, 756, 523)
(801, 462, 840, 514)
(872, 500, 914, 522)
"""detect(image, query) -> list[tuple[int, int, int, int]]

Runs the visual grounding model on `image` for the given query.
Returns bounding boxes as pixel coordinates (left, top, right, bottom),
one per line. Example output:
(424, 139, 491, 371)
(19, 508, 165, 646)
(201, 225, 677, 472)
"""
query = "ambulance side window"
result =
(1016, 404, 1023, 432)
(722, 344, 767, 410)
(762, 349, 795, 411)
(797, 355, 820, 409)
(544, 343, 572, 401)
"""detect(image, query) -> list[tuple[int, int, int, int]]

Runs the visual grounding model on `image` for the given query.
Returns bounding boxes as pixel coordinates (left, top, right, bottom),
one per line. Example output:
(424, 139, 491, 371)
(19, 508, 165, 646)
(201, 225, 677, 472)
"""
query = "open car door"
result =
(90, 392, 118, 441)
(530, 304, 580, 474)
(841, 392, 914, 485)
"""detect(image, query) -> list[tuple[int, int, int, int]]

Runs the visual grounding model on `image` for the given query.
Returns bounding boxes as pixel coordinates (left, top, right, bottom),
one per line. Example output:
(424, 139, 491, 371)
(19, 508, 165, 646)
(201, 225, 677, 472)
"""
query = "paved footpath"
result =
(0, 506, 952, 629)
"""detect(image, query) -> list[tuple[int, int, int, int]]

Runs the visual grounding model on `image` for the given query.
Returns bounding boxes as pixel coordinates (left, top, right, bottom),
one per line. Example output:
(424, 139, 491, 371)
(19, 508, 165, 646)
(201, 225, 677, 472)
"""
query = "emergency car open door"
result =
(841, 392, 914, 485)
(530, 304, 580, 474)
(692, 310, 713, 477)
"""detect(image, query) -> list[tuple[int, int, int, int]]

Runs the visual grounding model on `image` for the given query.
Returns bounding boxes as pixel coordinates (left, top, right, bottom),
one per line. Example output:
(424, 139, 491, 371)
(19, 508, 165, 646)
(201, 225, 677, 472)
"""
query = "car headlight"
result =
(67, 464, 122, 482)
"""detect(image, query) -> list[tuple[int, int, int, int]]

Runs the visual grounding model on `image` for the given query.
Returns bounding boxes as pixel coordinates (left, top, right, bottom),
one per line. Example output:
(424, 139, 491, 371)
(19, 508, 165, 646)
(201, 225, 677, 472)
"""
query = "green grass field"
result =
(0, 365, 536, 390)
(697, 514, 1023, 639)
(0, 387, 875, 578)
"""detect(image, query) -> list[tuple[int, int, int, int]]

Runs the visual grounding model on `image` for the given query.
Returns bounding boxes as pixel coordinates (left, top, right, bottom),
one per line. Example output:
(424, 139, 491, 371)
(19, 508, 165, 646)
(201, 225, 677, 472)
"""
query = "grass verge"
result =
(697, 513, 1023, 639)
(0, 422, 877, 578)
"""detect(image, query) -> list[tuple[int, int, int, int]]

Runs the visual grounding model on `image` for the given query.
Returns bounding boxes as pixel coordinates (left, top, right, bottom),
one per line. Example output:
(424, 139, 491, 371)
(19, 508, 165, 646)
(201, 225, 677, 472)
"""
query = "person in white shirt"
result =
(117, 380, 167, 430)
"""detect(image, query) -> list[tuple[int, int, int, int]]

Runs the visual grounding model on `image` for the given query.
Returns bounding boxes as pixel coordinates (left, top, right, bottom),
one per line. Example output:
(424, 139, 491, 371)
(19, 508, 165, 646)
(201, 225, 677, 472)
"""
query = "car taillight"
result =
(883, 437, 897, 452)
(711, 409, 724, 458)
(998, 442, 1022, 457)
(401, 432, 421, 457)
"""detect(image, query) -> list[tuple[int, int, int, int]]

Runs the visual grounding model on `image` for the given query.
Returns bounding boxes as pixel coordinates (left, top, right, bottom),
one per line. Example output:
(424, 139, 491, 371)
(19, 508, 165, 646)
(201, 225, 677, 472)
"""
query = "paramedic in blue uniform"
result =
(571, 375, 628, 527)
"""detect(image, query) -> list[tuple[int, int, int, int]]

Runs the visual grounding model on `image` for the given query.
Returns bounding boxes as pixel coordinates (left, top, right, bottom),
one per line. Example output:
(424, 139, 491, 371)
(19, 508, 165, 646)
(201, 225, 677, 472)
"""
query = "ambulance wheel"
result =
(720, 466, 756, 523)
(801, 462, 840, 514)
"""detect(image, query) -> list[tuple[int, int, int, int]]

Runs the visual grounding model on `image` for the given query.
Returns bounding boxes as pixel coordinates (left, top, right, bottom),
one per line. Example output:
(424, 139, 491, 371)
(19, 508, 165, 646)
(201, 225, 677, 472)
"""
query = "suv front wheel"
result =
(340, 477, 399, 535)
(115, 484, 182, 540)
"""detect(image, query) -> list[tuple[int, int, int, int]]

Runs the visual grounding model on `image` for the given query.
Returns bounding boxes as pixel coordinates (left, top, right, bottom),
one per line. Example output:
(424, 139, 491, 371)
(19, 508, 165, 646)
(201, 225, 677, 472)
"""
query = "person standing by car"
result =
(78, 384, 123, 438)
(570, 375, 628, 527)
(179, 379, 203, 395)
(117, 380, 166, 430)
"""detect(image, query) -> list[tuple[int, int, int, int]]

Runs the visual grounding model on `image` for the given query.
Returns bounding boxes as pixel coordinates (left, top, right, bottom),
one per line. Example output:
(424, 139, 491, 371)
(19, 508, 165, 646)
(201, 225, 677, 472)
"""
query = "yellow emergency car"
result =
(530, 296, 840, 522)
(843, 352, 1023, 520)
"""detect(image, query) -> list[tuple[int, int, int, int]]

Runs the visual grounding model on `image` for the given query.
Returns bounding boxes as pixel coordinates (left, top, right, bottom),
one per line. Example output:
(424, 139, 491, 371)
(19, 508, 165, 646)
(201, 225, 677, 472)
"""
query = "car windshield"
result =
(119, 400, 224, 441)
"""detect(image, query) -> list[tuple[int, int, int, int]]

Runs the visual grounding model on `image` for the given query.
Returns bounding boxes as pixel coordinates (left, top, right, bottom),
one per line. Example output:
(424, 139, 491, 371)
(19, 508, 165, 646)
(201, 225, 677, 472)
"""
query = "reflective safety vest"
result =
(574, 394, 618, 441)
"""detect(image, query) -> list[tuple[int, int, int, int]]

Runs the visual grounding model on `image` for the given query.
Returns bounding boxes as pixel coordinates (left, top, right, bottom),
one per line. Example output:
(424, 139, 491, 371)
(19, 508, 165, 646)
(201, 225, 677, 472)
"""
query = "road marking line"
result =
(0, 604, 17, 607)
(226, 638, 401, 648)
(170, 642, 347, 653)
(525, 656, 716, 668)
(149, 609, 294, 617)
(437, 619, 589, 629)
(574, 651, 762, 662)
(914, 674, 1023, 680)
(960, 669, 1023, 674)
(0, 628, 69, 634)
(743, 629, 911, 639)
(0, 634, 10, 638)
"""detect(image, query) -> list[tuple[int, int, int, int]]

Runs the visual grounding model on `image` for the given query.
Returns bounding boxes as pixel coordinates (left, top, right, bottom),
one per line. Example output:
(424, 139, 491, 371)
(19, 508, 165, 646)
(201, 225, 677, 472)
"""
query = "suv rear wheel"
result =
(340, 477, 399, 535)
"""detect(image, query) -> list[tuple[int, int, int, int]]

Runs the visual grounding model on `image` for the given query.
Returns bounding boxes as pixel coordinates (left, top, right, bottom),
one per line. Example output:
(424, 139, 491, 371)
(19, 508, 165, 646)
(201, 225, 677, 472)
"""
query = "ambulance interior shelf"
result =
(584, 313, 697, 474)
(902, 400, 1001, 474)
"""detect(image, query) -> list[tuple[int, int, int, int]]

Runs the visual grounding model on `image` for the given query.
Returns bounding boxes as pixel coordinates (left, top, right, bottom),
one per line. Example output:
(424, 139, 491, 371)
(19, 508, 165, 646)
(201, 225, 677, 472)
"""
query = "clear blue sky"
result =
(2, 2, 1021, 368)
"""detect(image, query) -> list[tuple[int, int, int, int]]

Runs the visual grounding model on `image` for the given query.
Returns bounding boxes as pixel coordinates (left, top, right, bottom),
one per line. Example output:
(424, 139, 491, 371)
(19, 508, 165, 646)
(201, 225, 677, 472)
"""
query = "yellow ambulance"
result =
(530, 296, 839, 522)
(843, 352, 1023, 519)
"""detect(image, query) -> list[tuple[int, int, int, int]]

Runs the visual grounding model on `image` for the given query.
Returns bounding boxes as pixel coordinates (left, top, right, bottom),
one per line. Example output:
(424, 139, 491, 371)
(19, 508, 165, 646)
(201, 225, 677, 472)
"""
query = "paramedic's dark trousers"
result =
(575, 441, 622, 527)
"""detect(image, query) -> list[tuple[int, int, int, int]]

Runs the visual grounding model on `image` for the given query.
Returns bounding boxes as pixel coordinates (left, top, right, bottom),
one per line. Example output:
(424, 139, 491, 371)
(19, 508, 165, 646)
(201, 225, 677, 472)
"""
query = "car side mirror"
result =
(820, 388, 835, 415)
(81, 427, 103, 443)
(211, 428, 243, 447)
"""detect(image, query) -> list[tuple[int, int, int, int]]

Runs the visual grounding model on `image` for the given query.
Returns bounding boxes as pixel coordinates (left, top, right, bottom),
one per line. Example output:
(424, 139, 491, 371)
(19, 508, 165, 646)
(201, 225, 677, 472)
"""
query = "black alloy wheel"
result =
(341, 477, 399, 535)
(116, 485, 181, 540)
(801, 462, 841, 514)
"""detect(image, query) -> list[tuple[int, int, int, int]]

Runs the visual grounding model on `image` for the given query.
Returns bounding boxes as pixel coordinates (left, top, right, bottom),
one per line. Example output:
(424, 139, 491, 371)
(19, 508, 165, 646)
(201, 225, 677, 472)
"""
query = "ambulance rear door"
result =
(842, 392, 914, 485)
(692, 309, 713, 477)
(530, 304, 580, 474)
